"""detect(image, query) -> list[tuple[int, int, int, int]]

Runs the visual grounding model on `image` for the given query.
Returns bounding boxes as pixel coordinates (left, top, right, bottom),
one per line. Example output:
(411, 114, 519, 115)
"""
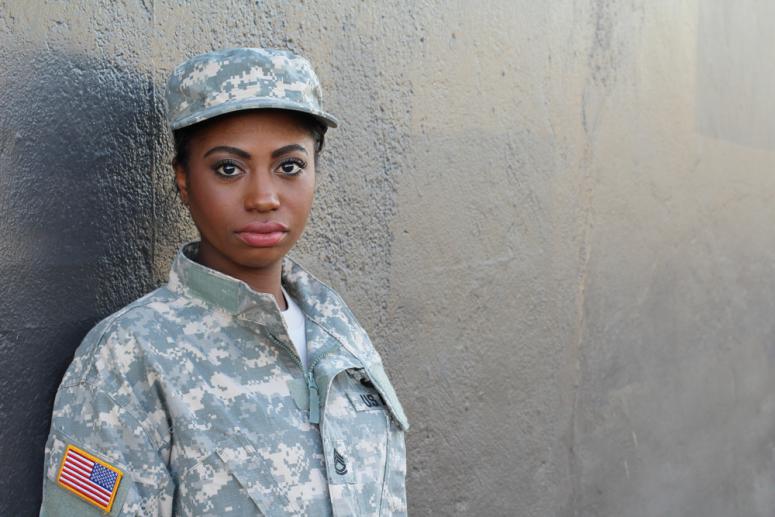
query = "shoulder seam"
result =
(61, 295, 175, 388)
(304, 313, 382, 366)
(55, 382, 170, 453)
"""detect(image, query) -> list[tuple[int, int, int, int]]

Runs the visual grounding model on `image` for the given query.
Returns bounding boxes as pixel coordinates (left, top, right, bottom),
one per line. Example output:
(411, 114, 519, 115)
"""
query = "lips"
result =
(235, 221, 289, 247)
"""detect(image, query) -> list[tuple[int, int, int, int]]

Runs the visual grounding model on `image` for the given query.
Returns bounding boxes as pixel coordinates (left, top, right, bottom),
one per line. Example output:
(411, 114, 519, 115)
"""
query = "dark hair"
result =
(172, 109, 327, 170)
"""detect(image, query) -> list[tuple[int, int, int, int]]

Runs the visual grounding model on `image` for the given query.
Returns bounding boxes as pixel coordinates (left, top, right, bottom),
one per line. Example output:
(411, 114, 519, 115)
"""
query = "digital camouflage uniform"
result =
(40, 242, 409, 516)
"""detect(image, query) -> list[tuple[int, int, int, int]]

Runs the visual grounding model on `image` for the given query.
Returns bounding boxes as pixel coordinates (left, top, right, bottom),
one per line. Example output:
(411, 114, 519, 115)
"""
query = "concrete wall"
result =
(1, 1, 774, 515)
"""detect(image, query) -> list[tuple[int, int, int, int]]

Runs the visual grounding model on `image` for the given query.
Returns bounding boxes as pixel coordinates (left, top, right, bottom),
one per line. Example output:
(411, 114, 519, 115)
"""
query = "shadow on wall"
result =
(0, 50, 162, 515)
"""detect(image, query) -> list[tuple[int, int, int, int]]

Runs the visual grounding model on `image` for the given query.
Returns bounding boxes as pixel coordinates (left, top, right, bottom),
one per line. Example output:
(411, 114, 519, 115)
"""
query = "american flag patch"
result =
(56, 444, 123, 512)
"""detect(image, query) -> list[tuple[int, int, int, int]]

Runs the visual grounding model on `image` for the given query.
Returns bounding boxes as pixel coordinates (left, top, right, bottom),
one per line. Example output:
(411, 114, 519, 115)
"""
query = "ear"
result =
(174, 161, 190, 206)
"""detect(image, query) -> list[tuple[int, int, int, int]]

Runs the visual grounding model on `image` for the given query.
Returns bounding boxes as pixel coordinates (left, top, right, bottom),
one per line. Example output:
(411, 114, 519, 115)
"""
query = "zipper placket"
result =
(267, 331, 339, 425)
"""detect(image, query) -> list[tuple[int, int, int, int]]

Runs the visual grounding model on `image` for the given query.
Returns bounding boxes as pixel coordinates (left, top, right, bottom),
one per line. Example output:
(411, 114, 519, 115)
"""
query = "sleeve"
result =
(40, 382, 174, 516)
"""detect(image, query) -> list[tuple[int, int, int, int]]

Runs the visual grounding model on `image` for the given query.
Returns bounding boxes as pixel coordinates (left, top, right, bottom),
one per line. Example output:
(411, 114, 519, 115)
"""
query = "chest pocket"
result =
(321, 364, 408, 516)
(176, 433, 303, 517)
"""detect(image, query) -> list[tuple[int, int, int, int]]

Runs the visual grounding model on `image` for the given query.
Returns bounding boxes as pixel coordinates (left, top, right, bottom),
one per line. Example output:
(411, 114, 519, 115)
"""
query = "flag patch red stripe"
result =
(62, 462, 92, 478)
(67, 452, 93, 469)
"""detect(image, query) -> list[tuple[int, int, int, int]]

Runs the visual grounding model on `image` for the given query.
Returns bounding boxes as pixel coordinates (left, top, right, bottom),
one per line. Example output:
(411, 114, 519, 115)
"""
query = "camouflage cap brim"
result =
(170, 97, 339, 131)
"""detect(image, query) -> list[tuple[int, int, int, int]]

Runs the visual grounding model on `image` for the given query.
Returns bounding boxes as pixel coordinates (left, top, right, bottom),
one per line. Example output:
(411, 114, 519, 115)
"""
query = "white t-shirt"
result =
(281, 287, 308, 370)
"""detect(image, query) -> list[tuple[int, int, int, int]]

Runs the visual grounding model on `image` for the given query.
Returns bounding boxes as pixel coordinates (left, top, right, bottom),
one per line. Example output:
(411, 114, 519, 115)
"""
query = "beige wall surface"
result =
(1, 1, 774, 515)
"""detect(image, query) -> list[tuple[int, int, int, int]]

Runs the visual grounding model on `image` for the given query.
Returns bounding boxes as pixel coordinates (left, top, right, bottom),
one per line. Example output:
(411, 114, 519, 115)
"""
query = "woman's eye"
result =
(215, 161, 242, 177)
(277, 159, 305, 176)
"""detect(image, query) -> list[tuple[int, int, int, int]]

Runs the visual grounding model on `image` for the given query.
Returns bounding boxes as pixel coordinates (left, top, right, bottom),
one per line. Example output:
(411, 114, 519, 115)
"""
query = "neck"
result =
(195, 243, 287, 311)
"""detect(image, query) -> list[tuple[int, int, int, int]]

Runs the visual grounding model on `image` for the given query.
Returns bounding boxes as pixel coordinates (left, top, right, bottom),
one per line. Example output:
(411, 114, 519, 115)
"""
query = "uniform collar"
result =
(166, 241, 365, 349)
(167, 241, 276, 315)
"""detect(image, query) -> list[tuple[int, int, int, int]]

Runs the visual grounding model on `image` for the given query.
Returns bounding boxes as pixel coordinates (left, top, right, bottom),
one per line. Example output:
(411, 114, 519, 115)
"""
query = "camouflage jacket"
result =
(40, 242, 409, 516)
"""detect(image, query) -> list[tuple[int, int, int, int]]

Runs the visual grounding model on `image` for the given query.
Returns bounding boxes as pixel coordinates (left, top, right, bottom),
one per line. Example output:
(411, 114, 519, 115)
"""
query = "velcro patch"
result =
(56, 444, 123, 512)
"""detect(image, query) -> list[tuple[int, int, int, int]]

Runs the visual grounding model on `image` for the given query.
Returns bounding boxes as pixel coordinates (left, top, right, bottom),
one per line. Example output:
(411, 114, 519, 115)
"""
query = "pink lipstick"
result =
(235, 221, 288, 247)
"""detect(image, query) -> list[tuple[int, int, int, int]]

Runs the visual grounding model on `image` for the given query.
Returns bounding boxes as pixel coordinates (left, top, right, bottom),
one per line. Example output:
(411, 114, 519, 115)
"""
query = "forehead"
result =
(188, 110, 315, 147)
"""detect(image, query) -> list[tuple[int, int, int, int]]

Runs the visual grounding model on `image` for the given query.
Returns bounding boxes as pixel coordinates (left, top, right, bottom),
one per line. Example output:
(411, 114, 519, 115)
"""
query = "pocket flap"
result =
(216, 434, 301, 516)
(364, 363, 410, 431)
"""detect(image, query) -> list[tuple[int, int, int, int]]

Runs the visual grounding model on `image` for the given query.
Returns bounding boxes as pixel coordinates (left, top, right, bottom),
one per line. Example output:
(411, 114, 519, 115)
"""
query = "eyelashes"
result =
(277, 157, 306, 176)
(214, 159, 242, 177)
(212, 157, 307, 178)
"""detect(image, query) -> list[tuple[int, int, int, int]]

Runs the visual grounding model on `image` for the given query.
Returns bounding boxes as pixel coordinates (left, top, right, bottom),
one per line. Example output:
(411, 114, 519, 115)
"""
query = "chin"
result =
(232, 247, 290, 270)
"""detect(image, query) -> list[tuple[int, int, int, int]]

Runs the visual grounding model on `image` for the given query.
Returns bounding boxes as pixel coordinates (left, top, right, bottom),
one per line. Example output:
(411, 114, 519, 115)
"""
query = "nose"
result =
(244, 173, 280, 212)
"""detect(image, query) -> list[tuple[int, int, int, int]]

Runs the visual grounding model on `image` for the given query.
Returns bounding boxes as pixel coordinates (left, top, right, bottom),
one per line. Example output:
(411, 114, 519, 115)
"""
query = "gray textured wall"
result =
(1, 1, 774, 516)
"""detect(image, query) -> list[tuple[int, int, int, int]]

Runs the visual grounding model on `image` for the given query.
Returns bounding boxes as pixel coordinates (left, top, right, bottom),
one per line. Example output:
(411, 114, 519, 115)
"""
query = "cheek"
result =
(286, 171, 315, 201)
(186, 175, 234, 226)
(296, 180, 316, 215)
(281, 184, 315, 230)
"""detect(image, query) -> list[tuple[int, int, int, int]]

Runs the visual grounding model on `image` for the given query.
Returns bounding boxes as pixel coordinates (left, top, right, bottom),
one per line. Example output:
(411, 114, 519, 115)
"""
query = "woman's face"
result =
(175, 110, 316, 277)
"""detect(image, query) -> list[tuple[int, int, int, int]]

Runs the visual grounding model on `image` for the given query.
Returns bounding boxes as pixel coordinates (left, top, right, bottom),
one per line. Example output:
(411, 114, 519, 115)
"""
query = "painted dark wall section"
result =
(0, 52, 160, 515)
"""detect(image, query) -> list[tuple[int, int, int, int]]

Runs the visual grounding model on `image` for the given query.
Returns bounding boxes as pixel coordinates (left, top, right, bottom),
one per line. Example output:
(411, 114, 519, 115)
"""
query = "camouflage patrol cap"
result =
(165, 47, 338, 131)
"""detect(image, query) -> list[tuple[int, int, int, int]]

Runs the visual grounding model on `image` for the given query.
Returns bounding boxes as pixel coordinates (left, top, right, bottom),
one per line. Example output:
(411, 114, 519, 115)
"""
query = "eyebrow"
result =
(202, 144, 308, 160)
(271, 144, 308, 158)
(203, 146, 251, 159)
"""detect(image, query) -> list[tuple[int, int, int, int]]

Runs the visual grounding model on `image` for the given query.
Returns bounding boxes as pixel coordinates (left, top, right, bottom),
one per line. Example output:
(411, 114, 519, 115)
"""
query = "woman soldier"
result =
(40, 48, 409, 516)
